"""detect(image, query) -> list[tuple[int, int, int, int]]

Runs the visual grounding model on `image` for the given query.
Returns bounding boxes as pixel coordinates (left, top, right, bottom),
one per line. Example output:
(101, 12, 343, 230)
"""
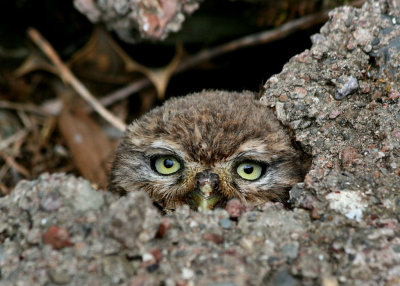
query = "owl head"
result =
(109, 91, 308, 212)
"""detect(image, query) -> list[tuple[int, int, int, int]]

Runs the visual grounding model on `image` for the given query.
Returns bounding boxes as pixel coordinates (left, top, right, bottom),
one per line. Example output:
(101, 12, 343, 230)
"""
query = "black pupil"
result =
(243, 165, 254, 174)
(164, 158, 174, 168)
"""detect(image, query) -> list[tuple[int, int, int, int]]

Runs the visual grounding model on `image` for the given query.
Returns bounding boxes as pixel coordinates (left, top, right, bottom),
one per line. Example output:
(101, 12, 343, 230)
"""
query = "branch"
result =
(0, 130, 28, 151)
(27, 28, 126, 132)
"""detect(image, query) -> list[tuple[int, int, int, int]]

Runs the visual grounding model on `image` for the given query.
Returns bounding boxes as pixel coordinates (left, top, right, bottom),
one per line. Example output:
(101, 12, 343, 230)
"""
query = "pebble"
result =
(311, 208, 321, 220)
(295, 50, 312, 63)
(247, 212, 257, 222)
(334, 76, 358, 100)
(393, 245, 400, 253)
(40, 192, 62, 211)
(102, 255, 134, 283)
(322, 275, 339, 286)
(279, 94, 289, 102)
(142, 253, 155, 262)
(150, 248, 162, 262)
(27, 229, 41, 244)
(156, 218, 172, 238)
(48, 269, 71, 284)
(270, 269, 298, 286)
(42, 226, 72, 250)
(329, 109, 341, 119)
(146, 264, 159, 272)
(219, 218, 233, 229)
(341, 147, 360, 166)
(388, 89, 399, 99)
(182, 268, 194, 279)
(63, 179, 104, 211)
(225, 198, 245, 218)
(326, 191, 367, 222)
(202, 233, 225, 244)
(282, 244, 299, 260)
(288, 184, 303, 204)
(372, 37, 380, 46)
(371, 91, 382, 99)
(129, 274, 155, 286)
(299, 195, 315, 210)
(292, 87, 307, 99)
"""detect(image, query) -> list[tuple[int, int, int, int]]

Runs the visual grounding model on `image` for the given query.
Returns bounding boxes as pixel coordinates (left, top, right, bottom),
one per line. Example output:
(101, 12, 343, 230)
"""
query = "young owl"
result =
(109, 90, 308, 212)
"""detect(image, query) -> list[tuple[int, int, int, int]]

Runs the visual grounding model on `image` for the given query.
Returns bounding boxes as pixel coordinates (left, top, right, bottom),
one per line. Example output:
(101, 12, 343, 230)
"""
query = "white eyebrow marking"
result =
(225, 140, 268, 161)
(236, 140, 268, 153)
(149, 140, 190, 160)
(150, 139, 180, 150)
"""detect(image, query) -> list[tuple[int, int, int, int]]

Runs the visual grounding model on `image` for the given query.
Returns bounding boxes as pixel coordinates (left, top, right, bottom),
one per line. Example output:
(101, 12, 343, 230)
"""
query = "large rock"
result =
(73, 0, 201, 43)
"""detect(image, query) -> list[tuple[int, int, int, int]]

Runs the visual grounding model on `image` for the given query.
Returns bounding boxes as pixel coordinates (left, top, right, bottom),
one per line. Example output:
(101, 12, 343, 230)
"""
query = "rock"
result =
(102, 255, 135, 284)
(42, 226, 72, 250)
(282, 243, 299, 260)
(182, 267, 194, 279)
(73, 0, 201, 43)
(155, 217, 172, 238)
(106, 191, 160, 248)
(60, 178, 104, 211)
(326, 191, 367, 222)
(128, 274, 156, 286)
(48, 268, 71, 284)
(202, 233, 225, 244)
(268, 269, 299, 286)
(40, 192, 62, 212)
(334, 75, 359, 100)
(291, 87, 308, 99)
(219, 218, 233, 229)
(225, 198, 245, 218)
(340, 147, 361, 167)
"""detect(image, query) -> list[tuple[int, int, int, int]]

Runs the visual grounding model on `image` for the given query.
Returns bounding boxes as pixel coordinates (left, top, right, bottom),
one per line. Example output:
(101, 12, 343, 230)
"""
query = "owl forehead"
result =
(128, 96, 290, 164)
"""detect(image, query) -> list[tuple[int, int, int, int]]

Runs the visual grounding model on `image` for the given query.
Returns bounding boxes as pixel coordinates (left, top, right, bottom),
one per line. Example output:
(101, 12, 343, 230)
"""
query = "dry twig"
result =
(0, 130, 28, 151)
(0, 151, 31, 178)
(0, 100, 50, 116)
(0, 163, 10, 184)
(0, 181, 9, 195)
(27, 28, 126, 132)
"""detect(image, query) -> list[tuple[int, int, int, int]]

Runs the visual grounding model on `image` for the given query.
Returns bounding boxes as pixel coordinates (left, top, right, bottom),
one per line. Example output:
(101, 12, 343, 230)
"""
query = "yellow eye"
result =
(236, 162, 263, 181)
(154, 156, 181, 175)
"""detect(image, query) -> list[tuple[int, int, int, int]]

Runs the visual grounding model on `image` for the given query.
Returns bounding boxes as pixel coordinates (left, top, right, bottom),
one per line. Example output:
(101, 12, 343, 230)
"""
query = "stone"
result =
(219, 218, 233, 229)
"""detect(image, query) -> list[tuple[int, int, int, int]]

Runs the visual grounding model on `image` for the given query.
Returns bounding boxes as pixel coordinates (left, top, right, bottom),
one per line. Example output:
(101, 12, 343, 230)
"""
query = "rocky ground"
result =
(1, 0, 399, 285)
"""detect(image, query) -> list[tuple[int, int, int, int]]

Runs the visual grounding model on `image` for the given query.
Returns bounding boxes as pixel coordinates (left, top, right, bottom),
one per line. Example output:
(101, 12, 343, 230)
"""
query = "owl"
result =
(109, 90, 308, 212)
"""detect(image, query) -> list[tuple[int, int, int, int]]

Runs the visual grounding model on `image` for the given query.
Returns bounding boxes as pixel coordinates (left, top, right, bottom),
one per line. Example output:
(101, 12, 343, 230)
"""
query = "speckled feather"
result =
(109, 90, 308, 211)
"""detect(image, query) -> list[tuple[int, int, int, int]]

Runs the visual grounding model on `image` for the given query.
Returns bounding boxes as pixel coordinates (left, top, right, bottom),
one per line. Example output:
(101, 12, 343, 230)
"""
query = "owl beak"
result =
(188, 172, 223, 210)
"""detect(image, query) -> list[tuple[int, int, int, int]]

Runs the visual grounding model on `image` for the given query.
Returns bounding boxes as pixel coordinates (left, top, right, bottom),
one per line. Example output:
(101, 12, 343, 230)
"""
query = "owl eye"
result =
(153, 156, 181, 175)
(236, 162, 263, 181)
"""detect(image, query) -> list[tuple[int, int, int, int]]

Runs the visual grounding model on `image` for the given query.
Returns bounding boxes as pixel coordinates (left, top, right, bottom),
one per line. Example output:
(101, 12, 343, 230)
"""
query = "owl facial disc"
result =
(109, 91, 310, 212)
